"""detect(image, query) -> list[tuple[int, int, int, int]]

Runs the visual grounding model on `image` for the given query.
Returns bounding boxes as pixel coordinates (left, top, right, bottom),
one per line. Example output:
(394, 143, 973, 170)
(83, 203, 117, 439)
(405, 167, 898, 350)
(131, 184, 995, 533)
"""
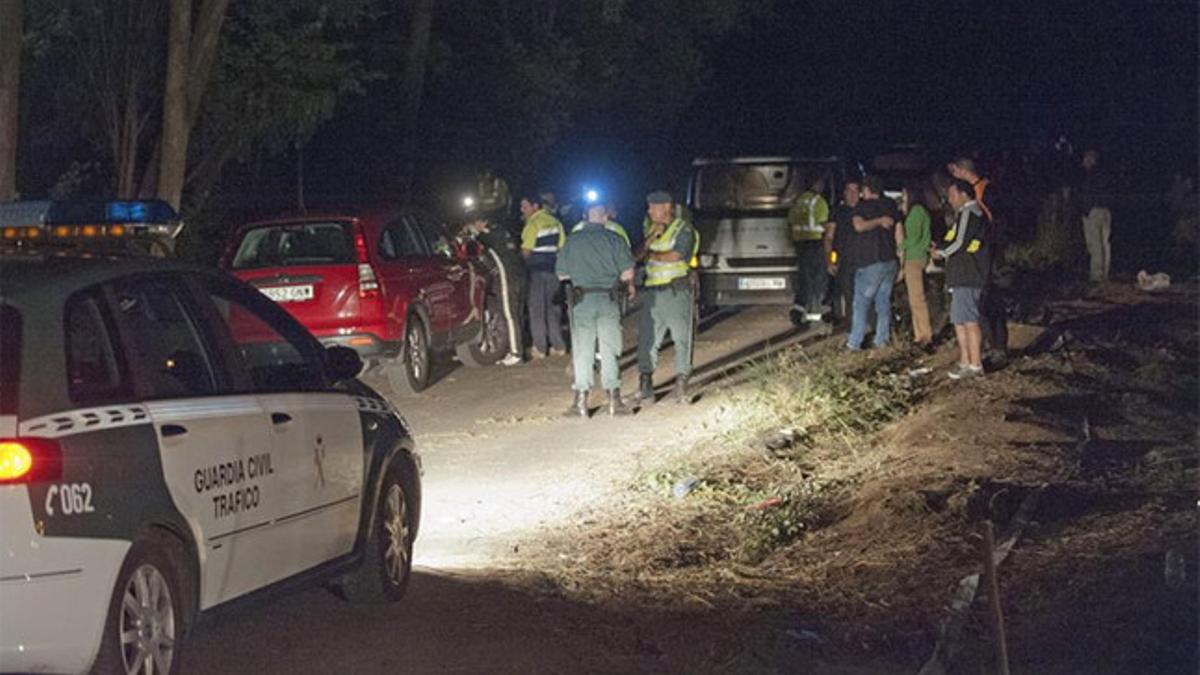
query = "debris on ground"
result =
(1137, 269, 1172, 292)
(522, 280, 1199, 674)
(671, 476, 700, 499)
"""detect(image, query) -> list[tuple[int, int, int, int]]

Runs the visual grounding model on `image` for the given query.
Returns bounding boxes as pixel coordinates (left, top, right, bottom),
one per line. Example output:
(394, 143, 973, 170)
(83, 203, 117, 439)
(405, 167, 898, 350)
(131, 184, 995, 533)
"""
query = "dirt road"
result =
(401, 305, 809, 569)
(182, 305, 820, 674)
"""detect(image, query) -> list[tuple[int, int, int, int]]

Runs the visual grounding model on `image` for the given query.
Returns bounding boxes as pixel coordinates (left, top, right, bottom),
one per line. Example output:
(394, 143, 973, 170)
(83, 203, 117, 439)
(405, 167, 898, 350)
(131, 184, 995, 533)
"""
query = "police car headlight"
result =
(698, 254, 717, 268)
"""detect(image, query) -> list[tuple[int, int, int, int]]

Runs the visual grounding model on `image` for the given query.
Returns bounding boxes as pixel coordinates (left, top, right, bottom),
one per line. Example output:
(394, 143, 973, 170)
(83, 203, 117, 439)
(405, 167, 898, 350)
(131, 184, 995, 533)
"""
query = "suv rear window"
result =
(231, 221, 356, 269)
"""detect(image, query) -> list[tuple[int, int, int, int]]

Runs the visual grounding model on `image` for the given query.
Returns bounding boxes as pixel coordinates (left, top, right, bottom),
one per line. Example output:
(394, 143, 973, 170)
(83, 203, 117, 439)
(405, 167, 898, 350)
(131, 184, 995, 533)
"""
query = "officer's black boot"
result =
(638, 373, 655, 403)
(607, 389, 632, 417)
(563, 390, 589, 418)
(672, 376, 691, 405)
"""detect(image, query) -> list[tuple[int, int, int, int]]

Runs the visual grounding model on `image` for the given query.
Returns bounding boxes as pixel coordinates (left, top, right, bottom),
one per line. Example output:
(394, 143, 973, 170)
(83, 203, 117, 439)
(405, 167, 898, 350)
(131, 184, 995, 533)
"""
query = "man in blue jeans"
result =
(845, 175, 904, 350)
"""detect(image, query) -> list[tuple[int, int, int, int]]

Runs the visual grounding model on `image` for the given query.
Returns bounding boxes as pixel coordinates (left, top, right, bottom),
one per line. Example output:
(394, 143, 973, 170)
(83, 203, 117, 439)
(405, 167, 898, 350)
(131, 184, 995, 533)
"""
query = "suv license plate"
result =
(738, 277, 786, 291)
(261, 284, 314, 303)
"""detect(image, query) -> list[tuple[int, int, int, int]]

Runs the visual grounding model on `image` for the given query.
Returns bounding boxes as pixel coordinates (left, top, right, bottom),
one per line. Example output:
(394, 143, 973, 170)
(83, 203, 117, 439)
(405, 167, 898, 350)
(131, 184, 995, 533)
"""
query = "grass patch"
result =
(566, 344, 932, 578)
(736, 347, 924, 449)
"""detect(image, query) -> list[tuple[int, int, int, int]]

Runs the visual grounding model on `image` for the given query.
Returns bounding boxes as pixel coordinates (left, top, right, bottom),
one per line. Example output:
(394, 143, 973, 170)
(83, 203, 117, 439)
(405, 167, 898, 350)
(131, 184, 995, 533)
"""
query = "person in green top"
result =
(899, 180, 934, 347)
(556, 203, 637, 417)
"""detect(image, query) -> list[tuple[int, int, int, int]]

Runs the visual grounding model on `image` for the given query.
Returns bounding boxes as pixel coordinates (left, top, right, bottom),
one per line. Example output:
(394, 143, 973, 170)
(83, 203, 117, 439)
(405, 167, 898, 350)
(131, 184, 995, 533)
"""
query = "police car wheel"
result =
(387, 315, 430, 394)
(337, 463, 414, 603)
(93, 538, 185, 675)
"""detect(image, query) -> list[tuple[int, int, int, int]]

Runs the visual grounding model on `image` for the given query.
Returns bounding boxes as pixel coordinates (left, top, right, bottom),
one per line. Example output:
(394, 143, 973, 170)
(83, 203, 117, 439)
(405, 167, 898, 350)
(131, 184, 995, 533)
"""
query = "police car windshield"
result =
(231, 221, 355, 270)
(693, 162, 829, 212)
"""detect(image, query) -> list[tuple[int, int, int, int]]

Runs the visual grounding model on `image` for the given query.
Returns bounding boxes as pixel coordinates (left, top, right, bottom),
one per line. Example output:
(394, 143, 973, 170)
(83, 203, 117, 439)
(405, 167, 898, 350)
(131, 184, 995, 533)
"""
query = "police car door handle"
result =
(161, 424, 188, 438)
(270, 412, 293, 426)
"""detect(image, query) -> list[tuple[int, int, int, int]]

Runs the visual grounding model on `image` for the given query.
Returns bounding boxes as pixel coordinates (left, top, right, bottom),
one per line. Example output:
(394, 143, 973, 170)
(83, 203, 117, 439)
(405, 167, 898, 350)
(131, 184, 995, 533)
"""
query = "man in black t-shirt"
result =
(932, 179, 992, 379)
(845, 175, 903, 350)
(823, 179, 861, 327)
(464, 217, 526, 365)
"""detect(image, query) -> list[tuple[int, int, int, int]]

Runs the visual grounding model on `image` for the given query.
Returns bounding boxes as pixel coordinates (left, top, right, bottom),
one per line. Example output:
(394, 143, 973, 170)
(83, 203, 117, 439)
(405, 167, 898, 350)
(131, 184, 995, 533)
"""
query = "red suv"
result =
(222, 206, 506, 393)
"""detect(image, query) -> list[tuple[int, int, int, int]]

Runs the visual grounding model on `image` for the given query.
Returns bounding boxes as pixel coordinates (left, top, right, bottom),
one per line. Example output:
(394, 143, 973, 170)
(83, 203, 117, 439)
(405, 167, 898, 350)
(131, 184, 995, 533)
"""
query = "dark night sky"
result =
(304, 0, 1198, 210)
(681, 0, 1197, 164)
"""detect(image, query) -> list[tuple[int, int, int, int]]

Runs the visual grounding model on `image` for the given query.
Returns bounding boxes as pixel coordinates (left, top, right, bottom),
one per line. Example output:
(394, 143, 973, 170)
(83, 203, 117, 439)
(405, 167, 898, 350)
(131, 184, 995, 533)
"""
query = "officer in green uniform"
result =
(636, 190, 700, 404)
(556, 202, 637, 417)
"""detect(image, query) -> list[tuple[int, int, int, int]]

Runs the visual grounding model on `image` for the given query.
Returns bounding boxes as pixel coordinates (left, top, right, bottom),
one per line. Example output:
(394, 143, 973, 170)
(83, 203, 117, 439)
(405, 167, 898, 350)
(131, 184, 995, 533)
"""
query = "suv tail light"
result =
(353, 226, 380, 299)
(0, 438, 62, 484)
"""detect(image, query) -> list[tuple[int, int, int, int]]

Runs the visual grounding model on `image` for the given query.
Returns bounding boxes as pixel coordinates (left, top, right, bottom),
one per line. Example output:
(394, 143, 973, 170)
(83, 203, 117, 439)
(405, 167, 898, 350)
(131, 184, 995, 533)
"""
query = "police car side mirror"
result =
(324, 346, 364, 383)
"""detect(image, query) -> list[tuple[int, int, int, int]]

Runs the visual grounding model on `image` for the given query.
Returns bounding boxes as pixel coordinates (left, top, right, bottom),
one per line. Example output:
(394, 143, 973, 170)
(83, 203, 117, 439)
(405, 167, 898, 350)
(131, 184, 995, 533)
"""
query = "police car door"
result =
(106, 276, 278, 609)
(190, 276, 365, 568)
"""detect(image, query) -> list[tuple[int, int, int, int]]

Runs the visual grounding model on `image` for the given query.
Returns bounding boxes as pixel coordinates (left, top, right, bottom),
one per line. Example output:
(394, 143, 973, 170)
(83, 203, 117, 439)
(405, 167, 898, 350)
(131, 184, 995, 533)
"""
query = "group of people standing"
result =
(464, 189, 699, 417)
(790, 157, 1006, 379)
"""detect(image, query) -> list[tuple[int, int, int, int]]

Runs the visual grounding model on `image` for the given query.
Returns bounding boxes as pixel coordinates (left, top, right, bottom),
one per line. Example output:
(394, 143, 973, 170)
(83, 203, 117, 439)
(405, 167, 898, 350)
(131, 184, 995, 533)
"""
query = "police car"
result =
(0, 202, 421, 674)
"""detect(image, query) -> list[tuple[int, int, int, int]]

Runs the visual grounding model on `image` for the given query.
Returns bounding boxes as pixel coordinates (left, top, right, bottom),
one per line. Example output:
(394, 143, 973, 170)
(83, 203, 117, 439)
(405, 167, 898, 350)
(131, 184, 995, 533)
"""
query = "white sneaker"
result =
(947, 364, 983, 380)
(500, 353, 523, 366)
(805, 312, 824, 322)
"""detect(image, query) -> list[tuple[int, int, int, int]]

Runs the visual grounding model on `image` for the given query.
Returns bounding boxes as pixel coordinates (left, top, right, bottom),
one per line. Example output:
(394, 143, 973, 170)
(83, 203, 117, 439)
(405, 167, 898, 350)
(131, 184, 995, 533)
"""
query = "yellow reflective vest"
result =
(788, 191, 830, 241)
(645, 217, 699, 287)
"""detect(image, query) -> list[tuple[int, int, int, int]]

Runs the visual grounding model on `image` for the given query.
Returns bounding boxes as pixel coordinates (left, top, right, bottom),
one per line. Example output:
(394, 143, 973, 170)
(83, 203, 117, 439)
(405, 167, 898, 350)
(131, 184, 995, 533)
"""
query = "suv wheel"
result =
(93, 537, 184, 675)
(336, 462, 415, 603)
(456, 291, 506, 367)
(387, 315, 430, 395)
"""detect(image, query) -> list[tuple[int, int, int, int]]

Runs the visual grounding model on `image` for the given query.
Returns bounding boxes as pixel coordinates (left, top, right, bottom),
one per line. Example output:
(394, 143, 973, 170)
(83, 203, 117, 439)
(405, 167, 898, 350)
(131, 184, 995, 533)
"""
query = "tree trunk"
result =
(139, 0, 229, 198)
(396, 0, 435, 202)
(154, 0, 230, 209)
(295, 142, 305, 213)
(185, 0, 229, 126)
(138, 0, 229, 196)
(0, 0, 23, 200)
(117, 93, 141, 198)
(158, 0, 193, 211)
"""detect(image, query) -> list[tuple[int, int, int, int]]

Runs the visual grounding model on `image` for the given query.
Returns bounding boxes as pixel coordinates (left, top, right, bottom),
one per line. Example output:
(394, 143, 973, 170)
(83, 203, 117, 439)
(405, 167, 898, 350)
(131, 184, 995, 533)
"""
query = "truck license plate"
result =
(260, 284, 314, 303)
(738, 277, 786, 291)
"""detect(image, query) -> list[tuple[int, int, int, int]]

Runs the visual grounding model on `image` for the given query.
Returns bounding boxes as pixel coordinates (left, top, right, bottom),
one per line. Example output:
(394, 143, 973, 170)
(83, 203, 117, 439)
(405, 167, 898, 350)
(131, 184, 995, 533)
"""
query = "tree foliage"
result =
(188, 2, 374, 195)
(420, 0, 770, 188)
(14, 0, 769, 213)
(17, 0, 374, 202)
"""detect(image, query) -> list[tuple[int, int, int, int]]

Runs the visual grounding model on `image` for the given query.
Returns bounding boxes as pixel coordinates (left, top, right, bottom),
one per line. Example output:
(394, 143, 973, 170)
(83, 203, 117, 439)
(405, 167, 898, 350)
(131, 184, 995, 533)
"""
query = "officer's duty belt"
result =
(571, 286, 620, 304)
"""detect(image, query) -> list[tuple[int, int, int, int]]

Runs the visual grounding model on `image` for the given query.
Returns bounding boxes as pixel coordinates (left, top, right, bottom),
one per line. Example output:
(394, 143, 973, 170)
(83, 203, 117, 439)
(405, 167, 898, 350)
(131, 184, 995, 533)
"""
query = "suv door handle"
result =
(271, 412, 293, 426)
(161, 424, 188, 438)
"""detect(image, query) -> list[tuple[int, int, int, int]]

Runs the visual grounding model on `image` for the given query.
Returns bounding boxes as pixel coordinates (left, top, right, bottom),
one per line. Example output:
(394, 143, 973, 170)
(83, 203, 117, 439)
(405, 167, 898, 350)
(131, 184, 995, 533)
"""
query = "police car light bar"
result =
(0, 199, 184, 243)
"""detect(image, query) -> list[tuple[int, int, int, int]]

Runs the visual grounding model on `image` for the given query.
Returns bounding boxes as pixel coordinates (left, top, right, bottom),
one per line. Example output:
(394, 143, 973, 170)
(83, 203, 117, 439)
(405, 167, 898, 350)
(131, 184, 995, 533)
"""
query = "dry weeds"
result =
(522, 284, 1198, 670)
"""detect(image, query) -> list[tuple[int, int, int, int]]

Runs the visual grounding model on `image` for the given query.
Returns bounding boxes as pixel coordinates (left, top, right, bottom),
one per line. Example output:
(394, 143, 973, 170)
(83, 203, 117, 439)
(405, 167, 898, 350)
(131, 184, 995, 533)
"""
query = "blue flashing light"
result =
(107, 201, 147, 222)
(584, 189, 600, 204)
(42, 199, 179, 225)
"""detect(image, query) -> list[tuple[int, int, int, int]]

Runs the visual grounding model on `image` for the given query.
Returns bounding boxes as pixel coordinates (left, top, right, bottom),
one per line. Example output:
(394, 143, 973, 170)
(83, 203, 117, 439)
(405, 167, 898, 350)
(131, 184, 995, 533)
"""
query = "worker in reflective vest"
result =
(788, 177, 831, 324)
(520, 194, 567, 358)
(636, 190, 700, 405)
